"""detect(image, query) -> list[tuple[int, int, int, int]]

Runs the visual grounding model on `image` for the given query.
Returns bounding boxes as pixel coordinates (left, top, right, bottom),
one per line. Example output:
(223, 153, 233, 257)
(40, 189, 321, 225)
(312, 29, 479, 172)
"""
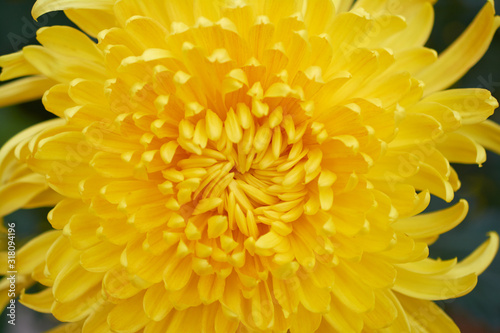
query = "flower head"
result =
(1, 0, 500, 332)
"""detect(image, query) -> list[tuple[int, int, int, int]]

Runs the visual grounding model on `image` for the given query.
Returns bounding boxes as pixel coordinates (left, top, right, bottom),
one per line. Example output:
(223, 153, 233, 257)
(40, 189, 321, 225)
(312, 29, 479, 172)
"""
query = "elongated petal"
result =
(393, 267, 477, 300)
(396, 293, 459, 333)
(392, 199, 468, 239)
(423, 88, 498, 125)
(16, 231, 60, 275)
(20, 287, 54, 313)
(0, 76, 54, 107)
(460, 120, 500, 155)
(417, 1, 500, 94)
(36, 26, 104, 62)
(449, 232, 499, 276)
(0, 51, 39, 81)
(32, 0, 114, 20)
(52, 262, 104, 303)
(65, 8, 117, 37)
(0, 173, 49, 216)
(107, 291, 150, 332)
(143, 283, 173, 321)
(437, 133, 486, 165)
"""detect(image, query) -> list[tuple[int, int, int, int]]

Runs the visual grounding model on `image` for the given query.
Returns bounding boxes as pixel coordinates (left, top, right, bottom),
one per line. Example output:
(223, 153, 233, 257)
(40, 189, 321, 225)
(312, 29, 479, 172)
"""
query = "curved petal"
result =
(0, 51, 39, 81)
(423, 88, 498, 125)
(0, 76, 54, 107)
(20, 287, 54, 313)
(396, 293, 459, 333)
(393, 267, 477, 300)
(449, 231, 499, 276)
(0, 173, 49, 216)
(16, 230, 60, 275)
(417, 1, 500, 95)
(391, 199, 468, 239)
(460, 120, 500, 155)
(65, 8, 117, 37)
(32, 0, 114, 20)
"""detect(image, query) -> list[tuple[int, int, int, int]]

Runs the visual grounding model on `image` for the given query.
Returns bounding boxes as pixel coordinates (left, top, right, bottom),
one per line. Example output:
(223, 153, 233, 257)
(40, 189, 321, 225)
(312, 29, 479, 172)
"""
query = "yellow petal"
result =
(225, 108, 243, 143)
(48, 199, 86, 229)
(344, 254, 396, 289)
(460, 120, 500, 155)
(64, 213, 100, 250)
(90, 152, 135, 178)
(405, 163, 454, 202)
(80, 241, 123, 272)
(107, 291, 150, 333)
(417, 1, 500, 94)
(333, 0, 354, 12)
(125, 16, 169, 50)
(143, 283, 174, 321)
(398, 257, 458, 275)
(386, 2, 435, 51)
(449, 231, 499, 276)
(163, 255, 193, 291)
(44, 235, 79, 282)
(298, 276, 331, 314)
(162, 307, 204, 333)
(0, 118, 62, 177)
(82, 303, 113, 333)
(65, 8, 116, 37)
(392, 199, 468, 239)
(51, 284, 102, 322)
(0, 76, 54, 107)
(215, 304, 239, 333)
(24, 187, 63, 209)
(390, 48, 438, 76)
(102, 268, 143, 300)
(20, 287, 54, 313)
(36, 26, 104, 62)
(166, 274, 202, 309)
(0, 173, 49, 216)
(308, 260, 336, 289)
(331, 262, 375, 312)
(260, 0, 297, 23)
(289, 304, 322, 333)
(389, 113, 442, 148)
(378, 232, 429, 263)
(423, 88, 498, 125)
(16, 230, 60, 275)
(304, 0, 336, 35)
(397, 293, 460, 333)
(52, 261, 104, 303)
(272, 276, 300, 316)
(0, 50, 39, 81)
(437, 132, 486, 165)
(32, 0, 114, 20)
(393, 266, 477, 300)
(23, 45, 106, 82)
(362, 290, 398, 330)
(379, 291, 411, 333)
(198, 273, 225, 304)
(247, 281, 274, 330)
(123, 238, 171, 284)
(323, 298, 363, 333)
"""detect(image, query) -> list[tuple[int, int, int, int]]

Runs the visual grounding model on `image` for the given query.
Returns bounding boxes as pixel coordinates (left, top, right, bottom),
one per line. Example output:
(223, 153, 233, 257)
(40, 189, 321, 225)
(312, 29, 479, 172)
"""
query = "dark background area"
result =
(0, 0, 499, 332)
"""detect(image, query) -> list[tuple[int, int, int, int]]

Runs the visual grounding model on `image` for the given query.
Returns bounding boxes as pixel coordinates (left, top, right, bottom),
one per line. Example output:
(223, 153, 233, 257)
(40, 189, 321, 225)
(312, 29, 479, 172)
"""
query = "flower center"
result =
(162, 103, 315, 241)
(99, 42, 337, 273)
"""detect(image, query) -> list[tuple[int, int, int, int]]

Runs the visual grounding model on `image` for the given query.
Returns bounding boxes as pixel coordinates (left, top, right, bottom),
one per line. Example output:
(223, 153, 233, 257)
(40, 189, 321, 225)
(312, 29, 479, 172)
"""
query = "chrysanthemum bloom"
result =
(1, 0, 500, 331)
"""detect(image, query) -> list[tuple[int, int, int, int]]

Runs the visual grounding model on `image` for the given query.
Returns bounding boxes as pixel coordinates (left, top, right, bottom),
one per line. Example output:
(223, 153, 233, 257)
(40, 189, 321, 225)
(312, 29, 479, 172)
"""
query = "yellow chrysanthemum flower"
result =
(1, 0, 500, 332)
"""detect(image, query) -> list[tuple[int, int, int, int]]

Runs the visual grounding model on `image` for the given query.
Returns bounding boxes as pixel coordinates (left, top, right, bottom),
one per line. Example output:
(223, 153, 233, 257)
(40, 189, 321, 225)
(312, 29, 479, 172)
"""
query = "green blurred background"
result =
(0, 0, 499, 332)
